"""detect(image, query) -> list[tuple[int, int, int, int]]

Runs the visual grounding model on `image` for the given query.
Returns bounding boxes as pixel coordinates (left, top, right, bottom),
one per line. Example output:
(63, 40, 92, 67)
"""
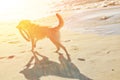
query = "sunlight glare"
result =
(0, 0, 54, 21)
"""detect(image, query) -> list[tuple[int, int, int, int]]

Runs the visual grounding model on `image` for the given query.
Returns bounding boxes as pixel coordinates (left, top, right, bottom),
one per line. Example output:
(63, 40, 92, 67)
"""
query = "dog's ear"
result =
(16, 20, 31, 29)
(16, 25, 20, 29)
(22, 20, 31, 26)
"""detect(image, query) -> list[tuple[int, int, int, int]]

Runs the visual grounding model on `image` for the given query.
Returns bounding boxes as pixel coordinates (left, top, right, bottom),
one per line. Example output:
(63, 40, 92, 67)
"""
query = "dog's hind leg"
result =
(57, 42, 71, 61)
(55, 44, 60, 53)
(49, 38, 71, 61)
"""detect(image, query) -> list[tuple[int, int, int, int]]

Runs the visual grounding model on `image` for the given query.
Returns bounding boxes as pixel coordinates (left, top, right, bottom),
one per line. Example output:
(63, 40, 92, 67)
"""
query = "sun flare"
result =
(0, 0, 54, 21)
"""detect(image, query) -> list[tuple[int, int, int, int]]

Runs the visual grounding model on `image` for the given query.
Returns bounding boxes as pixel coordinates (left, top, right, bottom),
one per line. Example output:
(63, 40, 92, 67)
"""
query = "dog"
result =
(16, 13, 70, 61)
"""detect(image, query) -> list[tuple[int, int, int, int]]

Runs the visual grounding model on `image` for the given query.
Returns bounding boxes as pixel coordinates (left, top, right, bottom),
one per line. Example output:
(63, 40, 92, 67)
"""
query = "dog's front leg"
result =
(31, 39, 36, 51)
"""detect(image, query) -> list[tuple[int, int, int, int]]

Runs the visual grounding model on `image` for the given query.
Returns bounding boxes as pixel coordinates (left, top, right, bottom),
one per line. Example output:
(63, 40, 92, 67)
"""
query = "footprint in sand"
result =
(78, 58, 86, 61)
(64, 40, 71, 42)
(8, 41, 20, 44)
(7, 34, 16, 36)
(7, 55, 15, 59)
(20, 51, 26, 53)
(0, 55, 15, 60)
(0, 57, 5, 59)
(72, 46, 79, 51)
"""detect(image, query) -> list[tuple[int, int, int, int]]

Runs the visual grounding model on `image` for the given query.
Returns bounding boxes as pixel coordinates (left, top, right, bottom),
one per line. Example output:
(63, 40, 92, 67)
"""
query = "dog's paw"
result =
(54, 50, 58, 53)
(54, 49, 60, 53)
(31, 49, 34, 52)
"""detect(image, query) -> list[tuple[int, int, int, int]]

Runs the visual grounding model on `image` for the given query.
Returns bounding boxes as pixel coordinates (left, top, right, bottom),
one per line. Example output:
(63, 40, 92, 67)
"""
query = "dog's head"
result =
(16, 20, 32, 30)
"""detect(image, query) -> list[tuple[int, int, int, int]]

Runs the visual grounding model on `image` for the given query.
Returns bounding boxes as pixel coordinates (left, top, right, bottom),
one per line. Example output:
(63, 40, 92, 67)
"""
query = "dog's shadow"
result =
(20, 51, 92, 80)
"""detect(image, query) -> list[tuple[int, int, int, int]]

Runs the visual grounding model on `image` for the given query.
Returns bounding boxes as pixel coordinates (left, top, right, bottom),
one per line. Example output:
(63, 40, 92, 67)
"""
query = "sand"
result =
(0, 30, 120, 80)
(0, 0, 120, 80)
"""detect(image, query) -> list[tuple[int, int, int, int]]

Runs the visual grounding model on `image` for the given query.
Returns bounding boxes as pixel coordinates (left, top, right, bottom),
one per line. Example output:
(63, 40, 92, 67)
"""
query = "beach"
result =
(0, 0, 120, 80)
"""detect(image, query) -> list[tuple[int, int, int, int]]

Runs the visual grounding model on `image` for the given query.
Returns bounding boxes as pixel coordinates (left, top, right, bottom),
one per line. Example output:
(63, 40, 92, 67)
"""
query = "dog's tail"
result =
(54, 13, 64, 30)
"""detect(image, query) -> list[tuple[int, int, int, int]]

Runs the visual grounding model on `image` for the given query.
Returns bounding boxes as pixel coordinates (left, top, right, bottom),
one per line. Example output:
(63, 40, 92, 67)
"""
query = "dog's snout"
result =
(16, 25, 20, 29)
(16, 26, 18, 29)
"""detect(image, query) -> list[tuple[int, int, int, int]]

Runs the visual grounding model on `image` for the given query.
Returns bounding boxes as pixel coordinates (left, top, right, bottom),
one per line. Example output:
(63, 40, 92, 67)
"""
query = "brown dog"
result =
(17, 13, 70, 61)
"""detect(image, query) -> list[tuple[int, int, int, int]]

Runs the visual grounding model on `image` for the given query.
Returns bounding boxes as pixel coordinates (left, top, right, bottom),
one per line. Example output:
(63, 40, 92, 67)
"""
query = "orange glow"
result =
(0, 0, 57, 21)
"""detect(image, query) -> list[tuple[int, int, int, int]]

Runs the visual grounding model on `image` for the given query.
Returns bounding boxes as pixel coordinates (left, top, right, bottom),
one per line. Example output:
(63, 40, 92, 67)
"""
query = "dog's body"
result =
(17, 13, 70, 60)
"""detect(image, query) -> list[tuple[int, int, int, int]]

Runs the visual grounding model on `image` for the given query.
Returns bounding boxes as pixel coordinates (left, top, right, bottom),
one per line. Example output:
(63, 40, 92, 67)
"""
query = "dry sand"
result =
(0, 0, 120, 80)
(0, 29, 120, 80)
